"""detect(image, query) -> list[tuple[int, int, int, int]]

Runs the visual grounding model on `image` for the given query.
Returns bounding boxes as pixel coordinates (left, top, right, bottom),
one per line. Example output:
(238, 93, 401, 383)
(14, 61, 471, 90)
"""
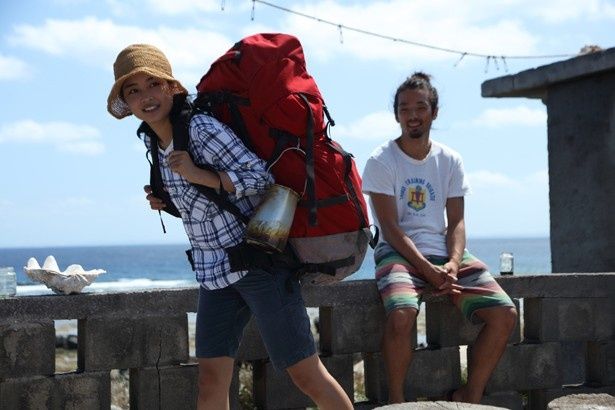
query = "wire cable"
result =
(252, 0, 575, 60)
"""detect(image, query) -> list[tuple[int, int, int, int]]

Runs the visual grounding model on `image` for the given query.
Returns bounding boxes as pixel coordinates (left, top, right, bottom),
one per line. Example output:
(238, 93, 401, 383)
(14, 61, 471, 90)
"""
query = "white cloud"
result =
(0, 120, 105, 155)
(0, 53, 30, 80)
(470, 105, 547, 128)
(7, 17, 234, 86)
(467, 168, 548, 192)
(104, 0, 249, 16)
(465, 168, 550, 237)
(333, 111, 398, 142)
(467, 170, 523, 191)
(523, 0, 615, 22)
(145, 0, 225, 14)
(271, 0, 539, 64)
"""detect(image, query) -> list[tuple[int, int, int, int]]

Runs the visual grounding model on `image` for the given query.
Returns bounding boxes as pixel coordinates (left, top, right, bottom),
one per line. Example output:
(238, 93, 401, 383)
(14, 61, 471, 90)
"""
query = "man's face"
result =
(121, 72, 175, 125)
(396, 88, 438, 139)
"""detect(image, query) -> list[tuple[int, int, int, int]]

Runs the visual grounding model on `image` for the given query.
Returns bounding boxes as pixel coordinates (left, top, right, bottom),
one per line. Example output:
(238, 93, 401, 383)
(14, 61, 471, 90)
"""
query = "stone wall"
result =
(1, 274, 614, 409)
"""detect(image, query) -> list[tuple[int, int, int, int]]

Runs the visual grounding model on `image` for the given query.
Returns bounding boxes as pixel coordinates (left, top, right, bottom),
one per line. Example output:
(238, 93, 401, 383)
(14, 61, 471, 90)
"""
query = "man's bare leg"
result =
(382, 307, 418, 403)
(452, 306, 517, 403)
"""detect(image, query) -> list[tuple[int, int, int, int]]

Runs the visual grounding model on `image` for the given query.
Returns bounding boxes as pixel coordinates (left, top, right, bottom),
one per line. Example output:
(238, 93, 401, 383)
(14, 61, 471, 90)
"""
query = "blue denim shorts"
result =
(195, 267, 316, 370)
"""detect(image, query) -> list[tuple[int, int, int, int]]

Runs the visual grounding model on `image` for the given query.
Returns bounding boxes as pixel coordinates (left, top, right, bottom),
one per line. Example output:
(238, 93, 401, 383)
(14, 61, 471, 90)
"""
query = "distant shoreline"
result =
(0, 235, 550, 250)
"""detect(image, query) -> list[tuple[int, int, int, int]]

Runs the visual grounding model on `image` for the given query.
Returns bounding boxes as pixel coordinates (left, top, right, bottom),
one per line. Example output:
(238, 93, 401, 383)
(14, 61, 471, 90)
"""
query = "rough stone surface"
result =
(587, 341, 615, 385)
(471, 342, 561, 393)
(481, 46, 615, 98)
(547, 393, 615, 409)
(426, 299, 520, 347)
(129, 364, 198, 410)
(364, 348, 461, 403)
(78, 314, 189, 370)
(374, 401, 505, 409)
(0, 287, 199, 321)
(480, 391, 523, 410)
(0, 371, 110, 409)
(528, 385, 615, 410)
(559, 341, 587, 385)
(524, 297, 614, 342)
(0, 320, 55, 378)
(2, 276, 615, 320)
(319, 304, 396, 354)
(546, 72, 615, 273)
(253, 354, 353, 409)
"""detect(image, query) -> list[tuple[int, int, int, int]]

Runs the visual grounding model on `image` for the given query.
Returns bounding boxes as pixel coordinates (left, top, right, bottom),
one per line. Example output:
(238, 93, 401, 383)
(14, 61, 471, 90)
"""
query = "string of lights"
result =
(245, 0, 576, 71)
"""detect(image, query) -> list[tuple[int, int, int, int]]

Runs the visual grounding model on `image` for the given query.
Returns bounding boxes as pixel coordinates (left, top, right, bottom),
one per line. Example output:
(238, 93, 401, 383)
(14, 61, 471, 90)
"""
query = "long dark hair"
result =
(393, 72, 439, 121)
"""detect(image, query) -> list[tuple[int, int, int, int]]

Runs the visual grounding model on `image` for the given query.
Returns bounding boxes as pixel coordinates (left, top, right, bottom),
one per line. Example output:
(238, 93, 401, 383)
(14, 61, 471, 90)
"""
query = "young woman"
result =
(107, 44, 352, 410)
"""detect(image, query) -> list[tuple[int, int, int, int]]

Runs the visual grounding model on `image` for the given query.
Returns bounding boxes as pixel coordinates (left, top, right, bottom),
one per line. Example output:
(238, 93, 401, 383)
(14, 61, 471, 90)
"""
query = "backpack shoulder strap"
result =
(137, 121, 181, 219)
(170, 95, 250, 225)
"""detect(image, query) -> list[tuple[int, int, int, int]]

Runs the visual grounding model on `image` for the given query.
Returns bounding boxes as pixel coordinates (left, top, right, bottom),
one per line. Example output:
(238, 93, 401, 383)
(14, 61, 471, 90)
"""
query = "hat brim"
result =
(107, 67, 188, 119)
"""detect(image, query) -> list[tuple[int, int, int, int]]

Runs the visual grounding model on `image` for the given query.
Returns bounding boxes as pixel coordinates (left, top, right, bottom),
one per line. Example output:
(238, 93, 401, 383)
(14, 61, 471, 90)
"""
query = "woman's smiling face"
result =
(121, 72, 176, 125)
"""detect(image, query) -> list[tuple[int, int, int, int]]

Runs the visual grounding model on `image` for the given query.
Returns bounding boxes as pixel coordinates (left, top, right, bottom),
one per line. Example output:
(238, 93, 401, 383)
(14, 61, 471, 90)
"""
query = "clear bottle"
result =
(499, 252, 514, 275)
(0, 266, 17, 298)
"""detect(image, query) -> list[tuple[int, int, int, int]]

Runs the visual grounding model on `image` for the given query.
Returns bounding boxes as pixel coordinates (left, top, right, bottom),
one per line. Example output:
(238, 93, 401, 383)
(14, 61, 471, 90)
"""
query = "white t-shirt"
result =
(362, 139, 470, 257)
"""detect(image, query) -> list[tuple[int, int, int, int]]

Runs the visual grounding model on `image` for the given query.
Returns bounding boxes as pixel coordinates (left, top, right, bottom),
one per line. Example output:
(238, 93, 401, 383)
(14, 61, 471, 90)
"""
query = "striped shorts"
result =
(375, 243, 514, 323)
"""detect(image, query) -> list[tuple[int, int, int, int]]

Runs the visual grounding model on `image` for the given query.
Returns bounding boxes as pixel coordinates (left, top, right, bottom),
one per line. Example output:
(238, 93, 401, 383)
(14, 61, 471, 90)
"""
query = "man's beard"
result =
(407, 129, 424, 139)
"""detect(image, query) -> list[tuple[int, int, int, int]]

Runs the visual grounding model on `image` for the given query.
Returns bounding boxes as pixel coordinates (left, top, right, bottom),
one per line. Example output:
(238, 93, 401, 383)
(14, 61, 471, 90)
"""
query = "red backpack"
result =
(194, 33, 374, 284)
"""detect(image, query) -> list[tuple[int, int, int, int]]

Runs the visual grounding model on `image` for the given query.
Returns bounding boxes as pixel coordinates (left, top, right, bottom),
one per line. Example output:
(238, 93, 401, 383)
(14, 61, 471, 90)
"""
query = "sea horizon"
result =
(2, 236, 552, 294)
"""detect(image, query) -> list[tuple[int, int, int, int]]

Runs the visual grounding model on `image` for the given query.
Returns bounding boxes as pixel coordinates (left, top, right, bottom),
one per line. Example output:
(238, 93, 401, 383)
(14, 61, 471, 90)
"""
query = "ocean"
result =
(1, 237, 550, 294)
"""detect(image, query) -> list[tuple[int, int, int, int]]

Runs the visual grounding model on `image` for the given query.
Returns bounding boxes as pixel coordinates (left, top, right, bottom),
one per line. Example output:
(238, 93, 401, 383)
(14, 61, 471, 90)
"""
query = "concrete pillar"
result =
(481, 47, 615, 272)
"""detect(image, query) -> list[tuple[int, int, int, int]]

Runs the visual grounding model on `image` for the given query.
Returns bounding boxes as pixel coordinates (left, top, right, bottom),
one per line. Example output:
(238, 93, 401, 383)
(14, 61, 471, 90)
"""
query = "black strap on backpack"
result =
(141, 94, 250, 229)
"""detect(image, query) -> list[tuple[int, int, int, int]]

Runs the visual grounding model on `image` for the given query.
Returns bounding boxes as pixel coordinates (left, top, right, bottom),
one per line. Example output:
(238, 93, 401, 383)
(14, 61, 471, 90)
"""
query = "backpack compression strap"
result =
(170, 95, 250, 225)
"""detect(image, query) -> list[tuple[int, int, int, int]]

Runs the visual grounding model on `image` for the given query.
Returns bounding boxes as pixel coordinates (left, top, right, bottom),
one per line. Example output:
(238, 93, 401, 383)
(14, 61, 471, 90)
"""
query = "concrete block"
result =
(524, 297, 614, 342)
(480, 390, 524, 410)
(528, 384, 615, 410)
(594, 299, 615, 340)
(364, 347, 461, 403)
(0, 320, 55, 378)
(319, 304, 398, 354)
(253, 354, 353, 409)
(78, 314, 188, 371)
(471, 342, 561, 393)
(0, 371, 110, 409)
(426, 299, 520, 347)
(130, 364, 198, 410)
(236, 318, 268, 361)
(587, 341, 615, 385)
(559, 341, 587, 385)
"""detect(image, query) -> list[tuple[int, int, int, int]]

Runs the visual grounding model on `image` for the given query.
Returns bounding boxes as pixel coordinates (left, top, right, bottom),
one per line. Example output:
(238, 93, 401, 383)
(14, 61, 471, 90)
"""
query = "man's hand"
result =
(168, 150, 199, 182)
(419, 260, 462, 296)
(443, 260, 460, 278)
(144, 185, 166, 211)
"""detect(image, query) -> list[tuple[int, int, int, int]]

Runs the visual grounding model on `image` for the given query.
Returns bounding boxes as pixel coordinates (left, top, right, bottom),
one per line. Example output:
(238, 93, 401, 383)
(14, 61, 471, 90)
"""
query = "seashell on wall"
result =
(24, 255, 105, 295)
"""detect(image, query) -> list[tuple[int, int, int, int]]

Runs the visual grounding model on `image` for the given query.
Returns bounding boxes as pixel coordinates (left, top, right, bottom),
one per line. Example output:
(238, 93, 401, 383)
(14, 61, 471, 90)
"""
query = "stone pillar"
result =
(482, 48, 615, 273)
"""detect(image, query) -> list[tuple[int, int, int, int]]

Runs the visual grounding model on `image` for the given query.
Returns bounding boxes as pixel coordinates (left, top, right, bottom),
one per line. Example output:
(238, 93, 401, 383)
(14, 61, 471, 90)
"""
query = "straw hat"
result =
(107, 44, 188, 119)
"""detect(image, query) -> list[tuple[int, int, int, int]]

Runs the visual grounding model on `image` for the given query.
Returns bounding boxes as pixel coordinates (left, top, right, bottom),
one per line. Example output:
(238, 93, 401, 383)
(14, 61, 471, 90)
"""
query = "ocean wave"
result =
(16, 278, 196, 296)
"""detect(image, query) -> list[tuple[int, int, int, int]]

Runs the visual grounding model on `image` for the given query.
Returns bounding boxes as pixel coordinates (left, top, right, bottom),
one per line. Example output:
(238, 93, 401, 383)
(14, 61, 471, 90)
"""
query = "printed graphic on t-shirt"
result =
(399, 177, 436, 214)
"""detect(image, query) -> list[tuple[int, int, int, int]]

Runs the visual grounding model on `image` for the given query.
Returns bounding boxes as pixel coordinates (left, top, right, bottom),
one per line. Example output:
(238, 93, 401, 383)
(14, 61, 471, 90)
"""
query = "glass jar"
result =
(0, 266, 17, 298)
(499, 252, 514, 275)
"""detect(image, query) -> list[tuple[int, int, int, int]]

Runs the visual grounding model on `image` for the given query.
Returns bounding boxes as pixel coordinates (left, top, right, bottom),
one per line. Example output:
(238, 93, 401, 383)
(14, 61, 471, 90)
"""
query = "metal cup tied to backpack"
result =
(245, 184, 299, 253)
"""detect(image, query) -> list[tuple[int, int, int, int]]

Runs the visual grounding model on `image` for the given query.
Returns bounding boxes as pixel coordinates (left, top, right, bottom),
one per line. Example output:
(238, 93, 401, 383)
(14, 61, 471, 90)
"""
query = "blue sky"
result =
(1, 0, 613, 248)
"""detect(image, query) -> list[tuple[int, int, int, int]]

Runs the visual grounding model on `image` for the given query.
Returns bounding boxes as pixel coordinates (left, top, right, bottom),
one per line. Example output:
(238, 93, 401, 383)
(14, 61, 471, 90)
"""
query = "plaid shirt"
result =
(145, 113, 272, 289)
